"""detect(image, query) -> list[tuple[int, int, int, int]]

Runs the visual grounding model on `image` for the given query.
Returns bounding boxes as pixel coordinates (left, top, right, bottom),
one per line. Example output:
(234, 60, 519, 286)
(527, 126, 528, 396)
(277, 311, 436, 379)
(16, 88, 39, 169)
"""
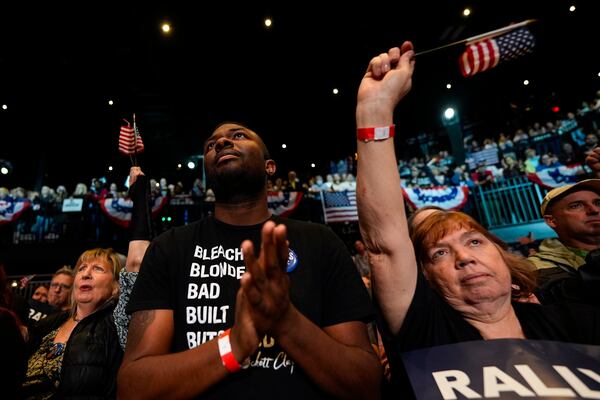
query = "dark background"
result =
(1, 1, 596, 191)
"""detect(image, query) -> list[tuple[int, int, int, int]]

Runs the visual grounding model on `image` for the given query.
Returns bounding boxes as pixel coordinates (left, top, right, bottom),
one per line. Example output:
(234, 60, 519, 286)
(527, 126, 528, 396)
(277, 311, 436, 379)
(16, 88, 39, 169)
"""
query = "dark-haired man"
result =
(119, 123, 380, 399)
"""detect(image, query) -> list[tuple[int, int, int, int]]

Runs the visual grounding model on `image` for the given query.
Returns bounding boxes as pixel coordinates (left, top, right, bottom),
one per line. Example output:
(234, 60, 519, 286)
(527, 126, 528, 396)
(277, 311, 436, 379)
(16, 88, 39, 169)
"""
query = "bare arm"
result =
(118, 309, 226, 399)
(118, 292, 259, 399)
(126, 166, 151, 273)
(356, 43, 418, 334)
(241, 222, 381, 399)
(124, 240, 149, 273)
(114, 241, 148, 350)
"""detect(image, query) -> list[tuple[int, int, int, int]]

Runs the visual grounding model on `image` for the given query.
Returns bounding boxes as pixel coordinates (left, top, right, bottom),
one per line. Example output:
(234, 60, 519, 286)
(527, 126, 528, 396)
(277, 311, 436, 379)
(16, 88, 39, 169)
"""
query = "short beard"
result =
(207, 166, 267, 204)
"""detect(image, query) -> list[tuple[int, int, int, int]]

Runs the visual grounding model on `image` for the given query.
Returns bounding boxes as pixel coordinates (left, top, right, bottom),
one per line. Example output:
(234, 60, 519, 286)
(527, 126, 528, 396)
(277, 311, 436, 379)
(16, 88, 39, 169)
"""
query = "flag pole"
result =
(133, 113, 138, 166)
(465, 19, 536, 45)
(414, 19, 536, 56)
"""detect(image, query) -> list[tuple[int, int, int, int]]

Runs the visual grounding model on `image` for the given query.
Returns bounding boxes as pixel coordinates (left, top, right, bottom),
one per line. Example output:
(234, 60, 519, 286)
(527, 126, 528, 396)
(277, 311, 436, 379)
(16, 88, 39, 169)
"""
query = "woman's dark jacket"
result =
(28, 299, 123, 399)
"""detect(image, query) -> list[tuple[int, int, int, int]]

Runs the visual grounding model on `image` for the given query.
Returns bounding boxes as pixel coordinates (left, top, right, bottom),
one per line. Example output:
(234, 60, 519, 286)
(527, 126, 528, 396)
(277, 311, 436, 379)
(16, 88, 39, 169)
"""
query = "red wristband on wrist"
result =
(218, 329, 242, 373)
(357, 125, 395, 142)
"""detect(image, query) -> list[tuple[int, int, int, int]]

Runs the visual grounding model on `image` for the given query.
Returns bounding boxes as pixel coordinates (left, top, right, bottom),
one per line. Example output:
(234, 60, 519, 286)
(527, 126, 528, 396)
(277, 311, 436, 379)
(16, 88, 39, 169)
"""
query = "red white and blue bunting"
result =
(527, 164, 587, 189)
(0, 196, 31, 225)
(99, 196, 168, 227)
(267, 191, 304, 217)
(402, 185, 470, 211)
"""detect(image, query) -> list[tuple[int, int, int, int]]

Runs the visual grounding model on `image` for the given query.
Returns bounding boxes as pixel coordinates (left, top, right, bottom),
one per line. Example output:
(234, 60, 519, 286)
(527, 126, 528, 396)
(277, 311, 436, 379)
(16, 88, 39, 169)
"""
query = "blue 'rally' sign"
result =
(402, 339, 600, 399)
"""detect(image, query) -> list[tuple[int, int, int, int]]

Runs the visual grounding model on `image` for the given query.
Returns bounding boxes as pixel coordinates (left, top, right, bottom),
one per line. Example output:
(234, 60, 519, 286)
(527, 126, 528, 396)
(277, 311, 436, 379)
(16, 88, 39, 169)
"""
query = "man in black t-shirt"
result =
(119, 123, 380, 399)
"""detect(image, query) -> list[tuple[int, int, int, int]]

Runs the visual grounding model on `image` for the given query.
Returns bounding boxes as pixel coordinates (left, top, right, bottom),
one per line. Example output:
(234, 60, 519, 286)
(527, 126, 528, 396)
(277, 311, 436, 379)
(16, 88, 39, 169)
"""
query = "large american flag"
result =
(119, 119, 145, 155)
(459, 28, 535, 77)
(321, 190, 358, 223)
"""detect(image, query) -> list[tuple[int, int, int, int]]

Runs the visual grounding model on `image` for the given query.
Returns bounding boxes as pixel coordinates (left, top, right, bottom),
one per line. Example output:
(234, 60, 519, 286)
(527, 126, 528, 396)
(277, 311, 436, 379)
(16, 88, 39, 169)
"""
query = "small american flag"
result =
(119, 119, 145, 155)
(459, 28, 535, 77)
(321, 190, 358, 223)
(19, 274, 35, 289)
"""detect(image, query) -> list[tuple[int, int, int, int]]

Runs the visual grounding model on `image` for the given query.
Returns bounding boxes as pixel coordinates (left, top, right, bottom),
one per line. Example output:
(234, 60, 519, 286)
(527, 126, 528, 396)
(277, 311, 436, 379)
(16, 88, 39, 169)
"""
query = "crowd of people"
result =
(400, 100, 600, 189)
(4, 96, 600, 251)
(1, 42, 599, 399)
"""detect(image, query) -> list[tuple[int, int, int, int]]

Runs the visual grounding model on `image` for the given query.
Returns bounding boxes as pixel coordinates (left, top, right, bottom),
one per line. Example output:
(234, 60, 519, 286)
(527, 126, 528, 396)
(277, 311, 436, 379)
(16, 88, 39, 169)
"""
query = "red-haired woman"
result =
(354, 41, 600, 393)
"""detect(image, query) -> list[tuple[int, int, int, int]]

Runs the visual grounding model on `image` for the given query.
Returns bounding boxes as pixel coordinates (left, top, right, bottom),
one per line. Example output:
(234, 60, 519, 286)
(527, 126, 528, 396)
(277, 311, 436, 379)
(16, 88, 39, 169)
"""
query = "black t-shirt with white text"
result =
(127, 215, 373, 399)
(27, 299, 58, 324)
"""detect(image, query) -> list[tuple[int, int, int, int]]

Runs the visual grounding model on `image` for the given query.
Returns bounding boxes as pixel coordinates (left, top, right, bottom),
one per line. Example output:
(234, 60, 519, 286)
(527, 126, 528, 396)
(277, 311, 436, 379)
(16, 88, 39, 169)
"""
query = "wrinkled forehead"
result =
(77, 256, 119, 277)
(52, 273, 73, 283)
(78, 256, 109, 268)
(421, 221, 478, 250)
(553, 189, 600, 207)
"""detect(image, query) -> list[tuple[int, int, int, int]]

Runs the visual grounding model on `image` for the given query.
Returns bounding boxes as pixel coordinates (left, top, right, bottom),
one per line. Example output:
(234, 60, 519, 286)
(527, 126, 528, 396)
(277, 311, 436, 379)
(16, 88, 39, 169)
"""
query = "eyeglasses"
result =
(50, 283, 72, 290)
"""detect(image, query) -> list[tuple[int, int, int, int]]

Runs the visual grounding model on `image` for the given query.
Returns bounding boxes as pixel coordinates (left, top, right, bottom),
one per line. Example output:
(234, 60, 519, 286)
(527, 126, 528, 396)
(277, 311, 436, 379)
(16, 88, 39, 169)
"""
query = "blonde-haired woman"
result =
(23, 248, 123, 399)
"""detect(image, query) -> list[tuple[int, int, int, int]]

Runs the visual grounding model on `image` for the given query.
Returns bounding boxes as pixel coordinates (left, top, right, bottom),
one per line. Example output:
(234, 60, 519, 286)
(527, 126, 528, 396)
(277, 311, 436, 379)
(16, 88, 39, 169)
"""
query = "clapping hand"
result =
(240, 221, 292, 337)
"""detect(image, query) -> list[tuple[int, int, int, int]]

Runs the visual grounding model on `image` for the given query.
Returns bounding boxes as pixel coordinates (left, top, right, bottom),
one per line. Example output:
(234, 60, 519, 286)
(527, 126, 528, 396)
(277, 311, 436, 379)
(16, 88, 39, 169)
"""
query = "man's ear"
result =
(543, 214, 557, 229)
(266, 160, 276, 176)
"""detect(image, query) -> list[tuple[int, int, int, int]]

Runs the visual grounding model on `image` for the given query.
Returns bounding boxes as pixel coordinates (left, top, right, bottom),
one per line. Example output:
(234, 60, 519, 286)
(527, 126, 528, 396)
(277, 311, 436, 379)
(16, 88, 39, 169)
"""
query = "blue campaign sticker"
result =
(286, 249, 299, 273)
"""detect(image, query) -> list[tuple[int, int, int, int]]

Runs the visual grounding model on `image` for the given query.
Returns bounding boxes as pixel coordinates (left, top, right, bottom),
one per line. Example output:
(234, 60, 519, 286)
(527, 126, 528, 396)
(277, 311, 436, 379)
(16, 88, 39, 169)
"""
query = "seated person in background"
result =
(28, 284, 57, 324)
(23, 248, 123, 399)
(31, 285, 48, 304)
(501, 155, 522, 179)
(47, 266, 74, 312)
(558, 142, 580, 165)
(471, 163, 493, 186)
(529, 179, 600, 305)
(26, 267, 75, 325)
(535, 152, 562, 171)
(353, 239, 371, 279)
(355, 41, 600, 394)
(523, 148, 539, 172)
(285, 170, 303, 192)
